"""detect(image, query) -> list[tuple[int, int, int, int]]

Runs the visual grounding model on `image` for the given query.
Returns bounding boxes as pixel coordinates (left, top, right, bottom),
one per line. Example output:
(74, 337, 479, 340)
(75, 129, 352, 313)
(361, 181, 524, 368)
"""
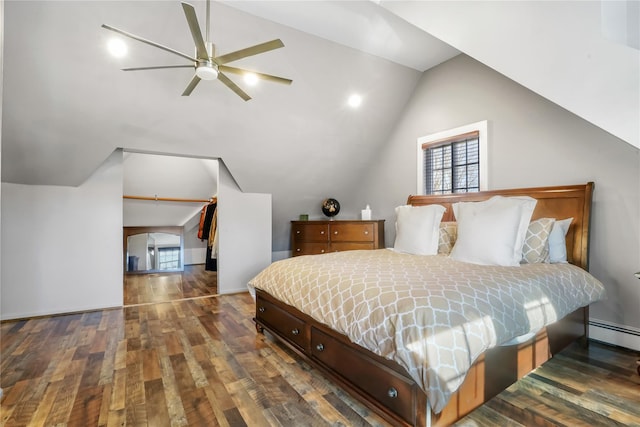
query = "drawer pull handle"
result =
(320, 250, 325, 253)
(364, 231, 369, 235)
(320, 231, 325, 234)
(258, 307, 265, 313)
(334, 231, 338, 235)
(316, 343, 324, 352)
(387, 387, 398, 398)
(296, 230, 300, 234)
(296, 248, 301, 252)
(291, 328, 300, 335)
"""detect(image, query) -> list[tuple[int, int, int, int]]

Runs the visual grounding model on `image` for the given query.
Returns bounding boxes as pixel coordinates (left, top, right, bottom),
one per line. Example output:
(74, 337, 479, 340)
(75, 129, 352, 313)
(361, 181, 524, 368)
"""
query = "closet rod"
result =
(123, 195, 215, 203)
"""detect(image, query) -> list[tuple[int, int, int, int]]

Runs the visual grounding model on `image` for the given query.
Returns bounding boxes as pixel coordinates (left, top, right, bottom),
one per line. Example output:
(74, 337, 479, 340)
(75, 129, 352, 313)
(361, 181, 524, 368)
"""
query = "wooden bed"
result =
(254, 183, 594, 426)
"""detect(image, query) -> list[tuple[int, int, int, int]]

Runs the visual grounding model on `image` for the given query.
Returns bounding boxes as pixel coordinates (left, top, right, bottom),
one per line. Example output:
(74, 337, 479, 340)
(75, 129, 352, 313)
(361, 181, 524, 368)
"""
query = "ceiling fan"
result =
(102, 0, 292, 101)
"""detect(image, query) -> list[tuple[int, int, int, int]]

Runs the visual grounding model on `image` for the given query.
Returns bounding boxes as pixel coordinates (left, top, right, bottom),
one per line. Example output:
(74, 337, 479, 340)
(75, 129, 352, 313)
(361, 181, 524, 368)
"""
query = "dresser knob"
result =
(321, 250, 325, 253)
(296, 248, 301, 252)
(387, 387, 398, 398)
(320, 231, 325, 234)
(316, 343, 324, 352)
(258, 307, 265, 313)
(291, 328, 300, 335)
(334, 231, 338, 235)
(296, 230, 300, 234)
(364, 231, 369, 235)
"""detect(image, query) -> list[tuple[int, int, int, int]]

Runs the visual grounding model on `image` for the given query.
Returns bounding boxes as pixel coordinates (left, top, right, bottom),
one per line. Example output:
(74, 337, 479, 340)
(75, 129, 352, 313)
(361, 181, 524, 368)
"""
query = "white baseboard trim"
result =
(589, 319, 640, 351)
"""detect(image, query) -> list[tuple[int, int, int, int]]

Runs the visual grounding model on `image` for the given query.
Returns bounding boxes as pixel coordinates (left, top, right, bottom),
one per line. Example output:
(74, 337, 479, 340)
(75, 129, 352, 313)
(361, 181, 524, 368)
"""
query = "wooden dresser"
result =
(291, 220, 385, 257)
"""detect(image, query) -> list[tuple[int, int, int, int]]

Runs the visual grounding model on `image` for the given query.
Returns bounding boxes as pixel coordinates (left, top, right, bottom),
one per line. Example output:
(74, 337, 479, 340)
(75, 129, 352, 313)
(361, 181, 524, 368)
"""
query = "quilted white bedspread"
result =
(247, 249, 606, 414)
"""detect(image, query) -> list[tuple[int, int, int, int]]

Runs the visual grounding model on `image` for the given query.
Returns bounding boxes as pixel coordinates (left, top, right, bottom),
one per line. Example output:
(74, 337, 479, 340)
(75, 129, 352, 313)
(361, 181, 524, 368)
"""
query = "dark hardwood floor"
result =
(124, 264, 217, 306)
(455, 341, 640, 426)
(1, 293, 638, 426)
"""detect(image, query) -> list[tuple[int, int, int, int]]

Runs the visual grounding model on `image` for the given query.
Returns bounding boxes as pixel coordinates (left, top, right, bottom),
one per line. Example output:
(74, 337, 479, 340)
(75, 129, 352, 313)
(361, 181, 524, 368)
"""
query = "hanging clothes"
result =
(201, 202, 218, 271)
(197, 204, 208, 240)
(200, 202, 217, 241)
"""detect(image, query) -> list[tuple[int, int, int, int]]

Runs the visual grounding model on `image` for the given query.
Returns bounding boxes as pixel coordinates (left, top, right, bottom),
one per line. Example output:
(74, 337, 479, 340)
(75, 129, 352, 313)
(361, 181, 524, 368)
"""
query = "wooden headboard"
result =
(407, 183, 594, 271)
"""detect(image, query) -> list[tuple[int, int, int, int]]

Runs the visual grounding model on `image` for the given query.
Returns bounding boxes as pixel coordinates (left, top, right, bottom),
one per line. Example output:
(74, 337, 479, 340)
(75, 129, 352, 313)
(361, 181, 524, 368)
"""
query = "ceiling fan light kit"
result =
(102, 0, 292, 100)
(196, 62, 219, 80)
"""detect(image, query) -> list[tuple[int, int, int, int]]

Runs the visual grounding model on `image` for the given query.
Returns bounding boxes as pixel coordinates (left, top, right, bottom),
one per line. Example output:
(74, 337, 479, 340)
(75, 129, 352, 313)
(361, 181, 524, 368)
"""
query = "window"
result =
(417, 121, 488, 195)
(157, 247, 180, 270)
(424, 131, 479, 194)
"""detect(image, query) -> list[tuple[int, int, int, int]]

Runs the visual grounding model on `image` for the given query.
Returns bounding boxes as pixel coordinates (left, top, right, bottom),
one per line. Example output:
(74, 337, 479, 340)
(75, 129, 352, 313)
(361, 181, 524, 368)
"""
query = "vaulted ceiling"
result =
(2, 1, 638, 251)
(2, 0, 438, 189)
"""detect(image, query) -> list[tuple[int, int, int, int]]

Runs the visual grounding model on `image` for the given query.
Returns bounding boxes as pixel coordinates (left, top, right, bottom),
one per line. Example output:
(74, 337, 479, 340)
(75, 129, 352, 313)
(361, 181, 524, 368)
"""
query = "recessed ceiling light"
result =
(348, 94, 362, 108)
(107, 38, 127, 58)
(244, 72, 259, 86)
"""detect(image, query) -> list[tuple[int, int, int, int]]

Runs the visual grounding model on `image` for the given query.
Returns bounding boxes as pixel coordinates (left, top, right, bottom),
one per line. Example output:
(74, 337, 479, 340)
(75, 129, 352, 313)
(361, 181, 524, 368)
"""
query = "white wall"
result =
(1, 150, 123, 319)
(183, 222, 207, 265)
(0, 0, 4, 400)
(353, 54, 640, 350)
(382, 1, 639, 148)
(217, 160, 272, 294)
(122, 153, 218, 227)
(127, 233, 149, 271)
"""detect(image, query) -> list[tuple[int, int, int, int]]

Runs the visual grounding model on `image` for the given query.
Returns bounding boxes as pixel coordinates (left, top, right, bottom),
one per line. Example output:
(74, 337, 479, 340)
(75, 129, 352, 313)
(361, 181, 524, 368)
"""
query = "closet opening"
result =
(122, 152, 219, 306)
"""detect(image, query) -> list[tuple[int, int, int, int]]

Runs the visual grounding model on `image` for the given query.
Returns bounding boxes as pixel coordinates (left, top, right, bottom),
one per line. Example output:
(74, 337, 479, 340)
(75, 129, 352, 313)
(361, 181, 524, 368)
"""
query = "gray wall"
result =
(353, 55, 640, 345)
(1, 151, 124, 319)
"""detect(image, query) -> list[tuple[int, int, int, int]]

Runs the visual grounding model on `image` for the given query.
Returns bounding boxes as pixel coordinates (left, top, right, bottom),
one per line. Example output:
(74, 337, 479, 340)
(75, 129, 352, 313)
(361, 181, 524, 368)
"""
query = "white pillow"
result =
(394, 204, 446, 255)
(548, 217, 573, 263)
(450, 196, 537, 266)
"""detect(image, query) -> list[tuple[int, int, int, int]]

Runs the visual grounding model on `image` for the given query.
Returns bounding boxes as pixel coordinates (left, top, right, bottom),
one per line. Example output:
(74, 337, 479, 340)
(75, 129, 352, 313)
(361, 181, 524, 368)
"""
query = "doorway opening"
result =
(122, 151, 219, 306)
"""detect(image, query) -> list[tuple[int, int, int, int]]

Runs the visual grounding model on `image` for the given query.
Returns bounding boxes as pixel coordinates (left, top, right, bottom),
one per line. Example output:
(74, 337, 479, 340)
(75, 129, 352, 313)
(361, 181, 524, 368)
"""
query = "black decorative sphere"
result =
(322, 198, 341, 218)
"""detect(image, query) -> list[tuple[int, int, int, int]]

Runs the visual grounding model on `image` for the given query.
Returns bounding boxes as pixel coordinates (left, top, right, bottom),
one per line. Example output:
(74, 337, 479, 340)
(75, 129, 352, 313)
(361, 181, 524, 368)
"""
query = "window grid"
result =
(423, 134, 480, 195)
(158, 247, 180, 270)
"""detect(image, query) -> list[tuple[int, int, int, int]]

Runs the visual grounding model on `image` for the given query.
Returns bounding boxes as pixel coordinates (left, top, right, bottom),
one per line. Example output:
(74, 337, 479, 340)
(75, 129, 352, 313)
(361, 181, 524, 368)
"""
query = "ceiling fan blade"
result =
(217, 72, 251, 101)
(123, 65, 194, 71)
(181, 2, 209, 60)
(219, 66, 292, 85)
(102, 24, 198, 63)
(214, 39, 284, 65)
(182, 75, 201, 96)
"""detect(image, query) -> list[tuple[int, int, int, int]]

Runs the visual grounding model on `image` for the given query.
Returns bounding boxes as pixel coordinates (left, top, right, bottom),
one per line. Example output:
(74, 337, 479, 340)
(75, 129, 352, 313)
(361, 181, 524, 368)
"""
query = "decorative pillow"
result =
(450, 196, 537, 266)
(394, 204, 446, 255)
(548, 217, 573, 263)
(438, 222, 457, 255)
(521, 218, 555, 264)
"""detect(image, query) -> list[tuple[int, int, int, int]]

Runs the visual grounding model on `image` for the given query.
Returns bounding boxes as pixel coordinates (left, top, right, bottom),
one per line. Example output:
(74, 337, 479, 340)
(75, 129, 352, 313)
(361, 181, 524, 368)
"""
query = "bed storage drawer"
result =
(310, 327, 417, 425)
(256, 297, 308, 350)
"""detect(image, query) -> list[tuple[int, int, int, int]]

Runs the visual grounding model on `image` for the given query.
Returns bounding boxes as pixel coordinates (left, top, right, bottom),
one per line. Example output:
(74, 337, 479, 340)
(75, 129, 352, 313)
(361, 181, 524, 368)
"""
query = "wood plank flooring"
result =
(1, 293, 639, 427)
(124, 264, 217, 306)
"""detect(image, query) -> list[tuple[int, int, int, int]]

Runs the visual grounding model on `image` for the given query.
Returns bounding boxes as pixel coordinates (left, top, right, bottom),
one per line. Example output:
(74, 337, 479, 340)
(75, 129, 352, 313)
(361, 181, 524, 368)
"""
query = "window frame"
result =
(416, 120, 488, 195)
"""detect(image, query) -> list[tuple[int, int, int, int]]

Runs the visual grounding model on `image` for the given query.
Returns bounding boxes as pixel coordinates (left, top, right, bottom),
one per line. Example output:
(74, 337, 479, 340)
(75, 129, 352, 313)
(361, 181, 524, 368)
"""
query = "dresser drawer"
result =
(291, 220, 384, 257)
(329, 242, 375, 252)
(310, 327, 417, 425)
(329, 222, 375, 242)
(256, 297, 307, 350)
(292, 242, 330, 256)
(292, 223, 329, 242)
